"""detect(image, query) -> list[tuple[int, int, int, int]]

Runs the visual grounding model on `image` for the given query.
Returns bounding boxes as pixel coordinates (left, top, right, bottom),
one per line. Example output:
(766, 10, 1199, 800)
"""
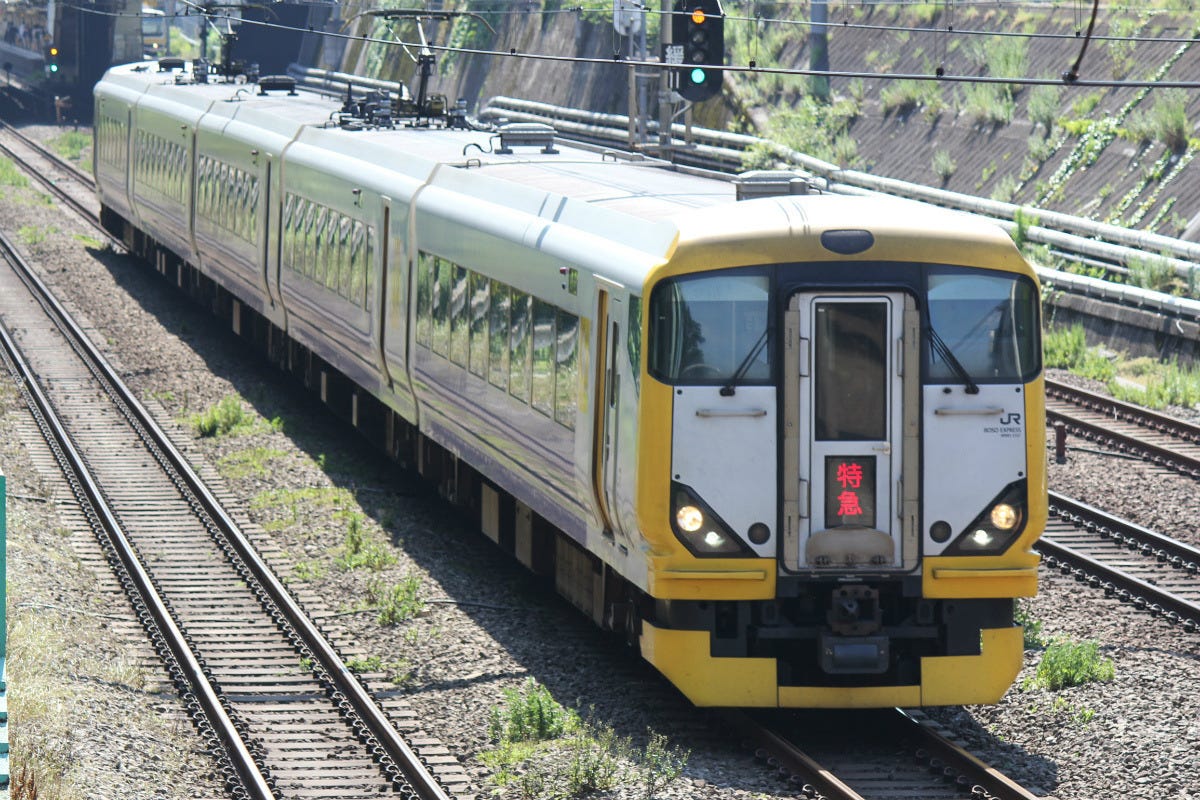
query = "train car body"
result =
(94, 60, 1046, 708)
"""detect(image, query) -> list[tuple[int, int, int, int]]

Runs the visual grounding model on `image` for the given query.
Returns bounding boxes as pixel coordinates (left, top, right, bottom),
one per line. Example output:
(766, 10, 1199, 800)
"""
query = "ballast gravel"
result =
(1, 124, 1197, 800)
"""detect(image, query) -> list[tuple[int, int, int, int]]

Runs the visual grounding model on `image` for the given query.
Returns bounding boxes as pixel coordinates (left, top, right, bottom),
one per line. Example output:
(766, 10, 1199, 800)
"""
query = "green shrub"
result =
(1041, 324, 1116, 382)
(932, 149, 956, 182)
(1122, 89, 1192, 152)
(1027, 84, 1061, 132)
(0, 157, 29, 187)
(1126, 252, 1176, 294)
(336, 515, 397, 571)
(369, 575, 425, 624)
(1014, 600, 1044, 649)
(1025, 638, 1114, 690)
(489, 678, 579, 743)
(190, 394, 252, 437)
(48, 131, 90, 162)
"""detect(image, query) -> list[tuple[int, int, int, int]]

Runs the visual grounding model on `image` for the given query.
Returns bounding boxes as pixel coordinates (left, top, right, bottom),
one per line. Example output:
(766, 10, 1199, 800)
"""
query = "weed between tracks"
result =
(481, 678, 689, 799)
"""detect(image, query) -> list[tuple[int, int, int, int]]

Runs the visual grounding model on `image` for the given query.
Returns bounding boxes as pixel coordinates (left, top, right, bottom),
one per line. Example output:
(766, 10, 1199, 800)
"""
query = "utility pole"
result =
(810, 0, 829, 102)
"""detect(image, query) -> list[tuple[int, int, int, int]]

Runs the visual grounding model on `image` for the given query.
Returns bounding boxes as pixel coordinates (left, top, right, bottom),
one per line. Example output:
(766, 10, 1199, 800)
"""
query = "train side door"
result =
(783, 292, 916, 572)
(591, 286, 624, 537)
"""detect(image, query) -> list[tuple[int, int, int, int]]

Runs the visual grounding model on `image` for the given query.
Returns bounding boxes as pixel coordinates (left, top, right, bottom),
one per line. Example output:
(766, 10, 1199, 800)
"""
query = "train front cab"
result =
(634, 214, 1046, 708)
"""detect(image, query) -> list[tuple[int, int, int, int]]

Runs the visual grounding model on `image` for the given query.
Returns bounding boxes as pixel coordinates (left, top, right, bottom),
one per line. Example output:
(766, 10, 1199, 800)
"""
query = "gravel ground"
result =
(2, 125, 1199, 800)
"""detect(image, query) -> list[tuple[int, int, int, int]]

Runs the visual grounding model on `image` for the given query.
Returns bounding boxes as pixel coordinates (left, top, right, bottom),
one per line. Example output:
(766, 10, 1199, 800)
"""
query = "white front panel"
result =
(922, 384, 1027, 554)
(672, 386, 778, 557)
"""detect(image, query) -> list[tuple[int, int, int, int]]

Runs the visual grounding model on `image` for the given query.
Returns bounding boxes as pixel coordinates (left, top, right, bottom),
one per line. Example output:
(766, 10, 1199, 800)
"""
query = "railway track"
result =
(725, 708, 1040, 800)
(1040, 492, 1200, 631)
(1046, 378, 1200, 477)
(0, 199, 463, 797)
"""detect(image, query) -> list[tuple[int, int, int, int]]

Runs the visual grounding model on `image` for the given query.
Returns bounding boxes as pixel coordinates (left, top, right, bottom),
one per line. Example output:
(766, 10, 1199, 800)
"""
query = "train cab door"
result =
(783, 292, 919, 573)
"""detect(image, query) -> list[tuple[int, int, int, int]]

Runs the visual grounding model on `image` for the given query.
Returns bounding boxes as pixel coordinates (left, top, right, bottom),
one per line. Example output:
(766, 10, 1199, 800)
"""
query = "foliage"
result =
(1041, 324, 1115, 382)
(1014, 600, 1044, 649)
(990, 174, 1020, 203)
(1026, 84, 1061, 132)
(1009, 207, 1038, 253)
(0, 157, 30, 188)
(367, 574, 426, 624)
(1109, 359, 1200, 410)
(218, 446, 289, 479)
(489, 678, 579, 743)
(932, 149, 955, 182)
(336, 514, 397, 571)
(880, 79, 939, 116)
(189, 393, 254, 437)
(1024, 638, 1114, 691)
(18, 225, 54, 245)
(48, 131, 90, 163)
(1126, 252, 1176, 294)
(1121, 89, 1193, 152)
(959, 82, 1015, 126)
(744, 96, 860, 168)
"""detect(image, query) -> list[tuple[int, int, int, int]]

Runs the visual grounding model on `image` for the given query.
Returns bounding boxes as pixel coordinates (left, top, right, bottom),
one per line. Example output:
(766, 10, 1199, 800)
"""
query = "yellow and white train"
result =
(94, 59, 1045, 708)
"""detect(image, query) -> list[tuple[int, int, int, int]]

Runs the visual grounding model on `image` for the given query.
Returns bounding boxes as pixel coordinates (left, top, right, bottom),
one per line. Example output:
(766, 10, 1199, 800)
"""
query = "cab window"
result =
(926, 270, 1040, 384)
(649, 271, 771, 384)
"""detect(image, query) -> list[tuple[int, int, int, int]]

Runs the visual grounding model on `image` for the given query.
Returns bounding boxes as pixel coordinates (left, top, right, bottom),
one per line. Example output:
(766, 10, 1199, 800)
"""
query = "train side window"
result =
(432, 257, 453, 356)
(415, 252, 433, 346)
(325, 211, 340, 292)
(450, 264, 469, 367)
(338, 215, 353, 299)
(509, 290, 532, 403)
(350, 221, 366, 305)
(468, 272, 489, 378)
(312, 206, 326, 281)
(531, 298, 556, 417)
(365, 227, 376, 303)
(248, 175, 260, 243)
(489, 280, 511, 390)
(300, 200, 314, 277)
(555, 310, 579, 429)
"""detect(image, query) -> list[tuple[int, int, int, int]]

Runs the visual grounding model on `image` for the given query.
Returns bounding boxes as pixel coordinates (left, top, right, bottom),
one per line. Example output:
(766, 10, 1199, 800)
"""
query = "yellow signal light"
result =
(49, 47, 59, 56)
(690, 8, 706, 23)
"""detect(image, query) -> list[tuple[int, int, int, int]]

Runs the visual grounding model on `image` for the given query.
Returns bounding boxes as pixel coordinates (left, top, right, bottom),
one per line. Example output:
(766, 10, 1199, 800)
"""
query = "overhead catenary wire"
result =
(56, 1, 1200, 89)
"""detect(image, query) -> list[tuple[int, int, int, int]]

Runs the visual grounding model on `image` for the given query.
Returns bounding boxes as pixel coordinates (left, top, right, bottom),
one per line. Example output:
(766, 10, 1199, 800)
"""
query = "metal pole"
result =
(810, 0, 829, 102)
(658, 0, 672, 155)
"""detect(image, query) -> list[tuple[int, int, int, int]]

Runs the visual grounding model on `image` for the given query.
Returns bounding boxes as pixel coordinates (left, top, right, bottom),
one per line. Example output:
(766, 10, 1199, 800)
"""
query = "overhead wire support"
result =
(1063, 0, 1101, 82)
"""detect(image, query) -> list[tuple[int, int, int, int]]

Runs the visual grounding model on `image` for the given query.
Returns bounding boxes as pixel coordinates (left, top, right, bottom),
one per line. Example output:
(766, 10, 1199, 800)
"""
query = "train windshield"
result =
(925, 270, 1040, 384)
(649, 271, 771, 384)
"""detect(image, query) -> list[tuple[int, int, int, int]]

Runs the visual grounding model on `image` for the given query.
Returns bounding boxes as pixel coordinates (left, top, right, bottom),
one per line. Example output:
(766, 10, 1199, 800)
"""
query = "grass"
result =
(1014, 600, 1044, 649)
(0, 156, 29, 187)
(482, 683, 690, 800)
(336, 514, 397, 571)
(189, 393, 253, 436)
(218, 446, 289, 479)
(366, 574, 425, 624)
(1024, 638, 1114, 691)
(18, 225, 55, 246)
(48, 130, 90, 162)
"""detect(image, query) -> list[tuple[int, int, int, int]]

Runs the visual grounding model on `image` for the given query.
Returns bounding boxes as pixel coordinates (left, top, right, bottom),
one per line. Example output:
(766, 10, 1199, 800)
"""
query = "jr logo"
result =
(999, 412, 1022, 425)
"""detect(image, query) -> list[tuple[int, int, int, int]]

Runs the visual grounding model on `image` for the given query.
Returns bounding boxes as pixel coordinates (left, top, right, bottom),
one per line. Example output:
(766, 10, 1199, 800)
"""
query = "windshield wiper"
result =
(927, 326, 980, 394)
(720, 328, 770, 396)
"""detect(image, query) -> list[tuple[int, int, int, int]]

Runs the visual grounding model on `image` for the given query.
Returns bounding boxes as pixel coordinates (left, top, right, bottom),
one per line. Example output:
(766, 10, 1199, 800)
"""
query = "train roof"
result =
(96, 62, 1027, 278)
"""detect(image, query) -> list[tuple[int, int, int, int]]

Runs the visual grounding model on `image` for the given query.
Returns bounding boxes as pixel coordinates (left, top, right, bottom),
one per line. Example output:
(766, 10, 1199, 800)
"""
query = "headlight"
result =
(670, 483, 753, 557)
(943, 481, 1027, 556)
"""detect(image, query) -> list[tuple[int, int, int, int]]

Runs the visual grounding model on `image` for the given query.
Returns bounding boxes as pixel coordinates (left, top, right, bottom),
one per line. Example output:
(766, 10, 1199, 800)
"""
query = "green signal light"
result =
(49, 64, 59, 72)
(689, 67, 706, 84)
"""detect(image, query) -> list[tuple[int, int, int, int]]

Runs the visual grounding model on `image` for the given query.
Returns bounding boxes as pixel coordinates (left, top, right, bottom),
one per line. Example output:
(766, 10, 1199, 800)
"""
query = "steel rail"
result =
(0, 201, 452, 797)
(0, 229, 277, 800)
(1042, 492, 1200, 627)
(1047, 379, 1200, 443)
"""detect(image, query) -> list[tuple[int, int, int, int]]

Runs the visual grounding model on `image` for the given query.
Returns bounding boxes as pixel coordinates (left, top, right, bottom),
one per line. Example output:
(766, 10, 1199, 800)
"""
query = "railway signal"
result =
(46, 45, 60, 75)
(671, 0, 724, 103)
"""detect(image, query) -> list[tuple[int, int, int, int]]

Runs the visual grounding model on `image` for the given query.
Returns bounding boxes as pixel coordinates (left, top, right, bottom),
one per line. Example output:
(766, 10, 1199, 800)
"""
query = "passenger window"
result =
(555, 310, 578, 429)
(509, 290, 531, 403)
(415, 252, 433, 346)
(468, 273, 489, 378)
(450, 265, 469, 367)
(302, 202, 317, 278)
(324, 212, 339, 292)
(431, 257, 452, 356)
(338, 215, 353, 299)
(531, 298, 556, 417)
(488, 280, 510, 390)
